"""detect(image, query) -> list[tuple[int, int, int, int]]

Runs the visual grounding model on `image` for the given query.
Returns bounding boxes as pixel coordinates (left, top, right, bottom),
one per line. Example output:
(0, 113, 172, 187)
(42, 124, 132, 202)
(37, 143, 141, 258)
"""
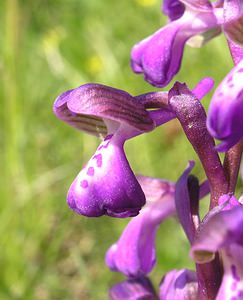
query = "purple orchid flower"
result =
(159, 269, 198, 300)
(109, 277, 157, 300)
(131, 0, 219, 87)
(53, 79, 213, 218)
(53, 84, 155, 217)
(191, 195, 243, 300)
(131, 0, 243, 87)
(106, 176, 175, 277)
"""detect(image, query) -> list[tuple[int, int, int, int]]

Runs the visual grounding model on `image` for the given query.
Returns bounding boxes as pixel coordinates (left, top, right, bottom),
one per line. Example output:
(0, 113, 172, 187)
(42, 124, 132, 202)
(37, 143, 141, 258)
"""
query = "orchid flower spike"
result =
(131, 0, 243, 87)
(191, 194, 243, 300)
(53, 83, 155, 218)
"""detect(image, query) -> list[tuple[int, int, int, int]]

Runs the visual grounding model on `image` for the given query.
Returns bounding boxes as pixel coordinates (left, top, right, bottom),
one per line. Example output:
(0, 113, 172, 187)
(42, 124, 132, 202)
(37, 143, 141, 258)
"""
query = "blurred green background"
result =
(0, 0, 233, 299)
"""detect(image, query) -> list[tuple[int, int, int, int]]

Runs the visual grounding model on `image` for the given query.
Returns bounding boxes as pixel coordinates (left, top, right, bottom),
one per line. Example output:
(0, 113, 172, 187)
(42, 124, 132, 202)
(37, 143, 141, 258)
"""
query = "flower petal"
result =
(175, 161, 200, 244)
(136, 77, 214, 127)
(162, 0, 185, 21)
(137, 175, 175, 204)
(53, 88, 107, 136)
(218, 194, 239, 211)
(131, 21, 183, 87)
(53, 83, 154, 136)
(131, 8, 217, 87)
(109, 277, 156, 300)
(223, 0, 243, 23)
(67, 133, 146, 218)
(191, 205, 243, 264)
(227, 40, 243, 65)
(159, 269, 198, 300)
(207, 60, 243, 151)
(105, 177, 175, 276)
(135, 77, 214, 107)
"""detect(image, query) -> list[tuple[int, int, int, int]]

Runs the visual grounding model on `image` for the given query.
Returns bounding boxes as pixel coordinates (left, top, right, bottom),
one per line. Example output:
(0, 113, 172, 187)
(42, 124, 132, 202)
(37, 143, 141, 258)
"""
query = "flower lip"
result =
(54, 88, 74, 108)
(68, 185, 143, 218)
(66, 133, 146, 218)
(53, 83, 155, 136)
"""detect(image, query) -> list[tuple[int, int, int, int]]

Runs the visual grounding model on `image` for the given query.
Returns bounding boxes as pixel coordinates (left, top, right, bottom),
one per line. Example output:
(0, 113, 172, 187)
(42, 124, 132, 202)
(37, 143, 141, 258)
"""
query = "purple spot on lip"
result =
(98, 135, 113, 150)
(229, 84, 234, 88)
(93, 154, 102, 167)
(98, 141, 110, 150)
(87, 167, 95, 176)
(238, 68, 243, 73)
(231, 265, 240, 281)
(80, 180, 88, 188)
(227, 75, 233, 82)
(104, 134, 113, 141)
(218, 92, 224, 97)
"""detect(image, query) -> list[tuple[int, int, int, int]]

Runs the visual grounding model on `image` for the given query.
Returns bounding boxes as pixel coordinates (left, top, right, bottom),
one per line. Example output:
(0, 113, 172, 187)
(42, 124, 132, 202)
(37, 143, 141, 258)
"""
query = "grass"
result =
(0, 0, 234, 299)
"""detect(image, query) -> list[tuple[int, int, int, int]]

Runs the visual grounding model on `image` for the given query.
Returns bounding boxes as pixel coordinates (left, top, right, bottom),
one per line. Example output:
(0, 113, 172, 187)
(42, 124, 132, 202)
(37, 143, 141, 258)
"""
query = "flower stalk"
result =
(168, 82, 228, 208)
